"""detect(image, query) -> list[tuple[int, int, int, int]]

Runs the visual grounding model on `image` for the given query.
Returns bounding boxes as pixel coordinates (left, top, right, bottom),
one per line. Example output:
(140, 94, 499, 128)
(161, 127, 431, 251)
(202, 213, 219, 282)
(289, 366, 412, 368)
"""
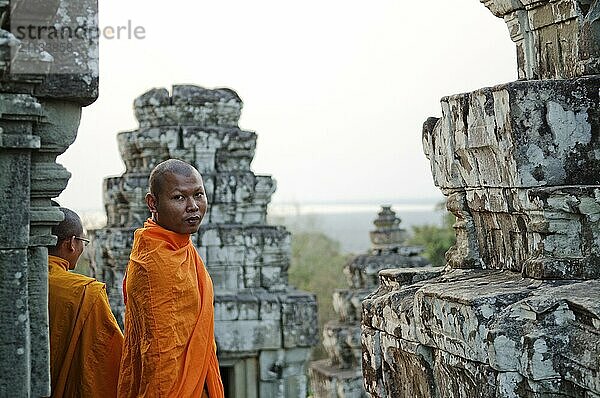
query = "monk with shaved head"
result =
(118, 159, 224, 398)
(47, 207, 123, 397)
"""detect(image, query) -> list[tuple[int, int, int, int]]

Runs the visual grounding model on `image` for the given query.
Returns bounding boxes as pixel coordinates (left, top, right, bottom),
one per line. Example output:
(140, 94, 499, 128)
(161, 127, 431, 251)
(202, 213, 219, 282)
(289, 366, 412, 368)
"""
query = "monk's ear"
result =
(57, 238, 70, 253)
(146, 192, 158, 214)
(67, 236, 76, 252)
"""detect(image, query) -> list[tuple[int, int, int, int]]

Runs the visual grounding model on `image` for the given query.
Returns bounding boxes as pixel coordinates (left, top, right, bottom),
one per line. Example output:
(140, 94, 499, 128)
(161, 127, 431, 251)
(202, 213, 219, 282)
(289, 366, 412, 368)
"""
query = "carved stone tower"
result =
(0, 0, 98, 395)
(362, 1, 600, 397)
(89, 85, 318, 398)
(309, 206, 430, 398)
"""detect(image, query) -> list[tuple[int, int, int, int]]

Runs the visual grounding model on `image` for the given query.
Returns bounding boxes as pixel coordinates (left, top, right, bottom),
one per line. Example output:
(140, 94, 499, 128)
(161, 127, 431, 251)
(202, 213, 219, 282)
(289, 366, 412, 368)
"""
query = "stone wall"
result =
(89, 85, 318, 398)
(362, 1, 600, 397)
(0, 0, 98, 396)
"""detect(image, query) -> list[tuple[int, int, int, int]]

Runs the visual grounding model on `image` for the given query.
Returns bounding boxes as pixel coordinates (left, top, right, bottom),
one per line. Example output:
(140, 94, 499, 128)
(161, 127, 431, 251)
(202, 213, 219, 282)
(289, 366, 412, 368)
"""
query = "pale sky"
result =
(57, 0, 516, 212)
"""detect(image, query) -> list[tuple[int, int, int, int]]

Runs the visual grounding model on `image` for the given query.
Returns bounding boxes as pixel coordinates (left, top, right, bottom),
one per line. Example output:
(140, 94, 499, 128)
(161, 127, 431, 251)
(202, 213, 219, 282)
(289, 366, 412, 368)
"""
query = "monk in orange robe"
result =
(47, 207, 123, 397)
(118, 159, 224, 398)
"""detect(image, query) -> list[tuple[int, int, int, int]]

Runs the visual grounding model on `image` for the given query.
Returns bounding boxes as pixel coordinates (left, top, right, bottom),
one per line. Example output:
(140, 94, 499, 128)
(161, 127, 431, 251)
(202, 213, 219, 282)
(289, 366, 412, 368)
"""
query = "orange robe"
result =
(118, 219, 223, 398)
(48, 255, 124, 398)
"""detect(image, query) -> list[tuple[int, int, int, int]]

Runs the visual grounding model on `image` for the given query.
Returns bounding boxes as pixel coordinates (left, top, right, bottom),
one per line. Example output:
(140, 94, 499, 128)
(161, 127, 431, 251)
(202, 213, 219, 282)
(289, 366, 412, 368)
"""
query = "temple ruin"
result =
(0, 0, 98, 395)
(362, 1, 600, 397)
(309, 206, 431, 397)
(88, 85, 318, 397)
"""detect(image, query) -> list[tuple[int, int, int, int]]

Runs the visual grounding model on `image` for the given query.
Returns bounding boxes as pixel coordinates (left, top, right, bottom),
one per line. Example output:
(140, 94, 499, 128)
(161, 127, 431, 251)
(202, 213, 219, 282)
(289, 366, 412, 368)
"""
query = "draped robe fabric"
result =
(48, 255, 123, 398)
(118, 219, 223, 398)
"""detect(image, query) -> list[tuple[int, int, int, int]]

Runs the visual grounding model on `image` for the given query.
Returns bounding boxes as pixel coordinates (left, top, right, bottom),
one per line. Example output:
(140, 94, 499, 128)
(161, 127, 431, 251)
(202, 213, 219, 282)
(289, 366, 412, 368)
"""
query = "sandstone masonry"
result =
(362, 1, 600, 397)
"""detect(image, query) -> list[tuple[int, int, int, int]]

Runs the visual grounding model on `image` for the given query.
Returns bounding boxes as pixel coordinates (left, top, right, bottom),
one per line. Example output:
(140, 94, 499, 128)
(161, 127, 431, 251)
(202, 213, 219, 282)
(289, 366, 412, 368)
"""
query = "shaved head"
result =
(48, 207, 83, 255)
(52, 208, 83, 242)
(148, 159, 200, 197)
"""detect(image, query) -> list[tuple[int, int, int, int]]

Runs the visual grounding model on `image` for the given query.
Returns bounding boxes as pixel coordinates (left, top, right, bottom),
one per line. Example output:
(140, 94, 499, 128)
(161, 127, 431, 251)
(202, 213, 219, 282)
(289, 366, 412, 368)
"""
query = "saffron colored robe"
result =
(48, 255, 124, 398)
(118, 219, 223, 398)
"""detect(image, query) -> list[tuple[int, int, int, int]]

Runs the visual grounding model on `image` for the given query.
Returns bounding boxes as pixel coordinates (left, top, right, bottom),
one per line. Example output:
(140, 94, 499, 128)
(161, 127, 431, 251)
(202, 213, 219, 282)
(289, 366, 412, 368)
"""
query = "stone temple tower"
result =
(362, 1, 600, 397)
(89, 85, 318, 397)
(309, 206, 431, 397)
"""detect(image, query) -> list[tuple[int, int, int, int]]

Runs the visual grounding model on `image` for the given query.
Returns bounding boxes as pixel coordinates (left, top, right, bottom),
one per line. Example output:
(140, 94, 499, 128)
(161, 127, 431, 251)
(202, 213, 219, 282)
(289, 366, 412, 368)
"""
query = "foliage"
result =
(288, 231, 349, 360)
(407, 206, 456, 267)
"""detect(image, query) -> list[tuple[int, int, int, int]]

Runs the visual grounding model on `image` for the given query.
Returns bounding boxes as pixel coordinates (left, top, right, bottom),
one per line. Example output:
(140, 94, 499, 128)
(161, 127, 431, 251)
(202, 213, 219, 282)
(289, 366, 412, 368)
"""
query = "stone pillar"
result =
(89, 85, 318, 398)
(0, 0, 98, 395)
(362, 1, 600, 397)
(309, 207, 433, 398)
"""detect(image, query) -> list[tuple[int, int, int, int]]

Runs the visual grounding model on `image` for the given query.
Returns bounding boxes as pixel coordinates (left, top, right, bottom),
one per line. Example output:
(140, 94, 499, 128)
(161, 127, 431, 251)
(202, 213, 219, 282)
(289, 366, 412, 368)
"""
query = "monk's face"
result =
(146, 171, 208, 234)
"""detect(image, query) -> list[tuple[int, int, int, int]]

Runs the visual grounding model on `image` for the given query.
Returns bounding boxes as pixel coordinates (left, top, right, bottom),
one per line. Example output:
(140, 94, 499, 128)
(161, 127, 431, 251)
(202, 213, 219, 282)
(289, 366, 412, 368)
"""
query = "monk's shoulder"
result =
(83, 278, 107, 297)
(48, 272, 106, 314)
(131, 232, 176, 268)
(49, 268, 97, 290)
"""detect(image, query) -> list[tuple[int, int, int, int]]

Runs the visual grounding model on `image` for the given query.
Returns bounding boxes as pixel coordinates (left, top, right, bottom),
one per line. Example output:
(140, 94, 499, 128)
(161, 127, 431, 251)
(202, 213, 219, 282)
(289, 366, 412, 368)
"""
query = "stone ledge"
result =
(309, 358, 363, 379)
(345, 252, 430, 289)
(362, 269, 600, 396)
(424, 76, 600, 191)
(0, 133, 40, 149)
(309, 358, 366, 398)
(377, 266, 444, 289)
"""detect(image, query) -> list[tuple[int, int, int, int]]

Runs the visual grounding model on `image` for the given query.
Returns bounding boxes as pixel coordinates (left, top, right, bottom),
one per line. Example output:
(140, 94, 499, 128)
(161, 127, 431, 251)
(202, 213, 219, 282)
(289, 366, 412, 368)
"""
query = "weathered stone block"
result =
(481, 0, 600, 79)
(216, 319, 281, 352)
(322, 321, 361, 369)
(283, 374, 308, 398)
(261, 266, 286, 291)
(0, 94, 44, 134)
(259, 294, 281, 321)
(332, 288, 372, 322)
(414, 271, 537, 364)
(134, 85, 242, 129)
(259, 348, 312, 396)
(214, 293, 259, 321)
(0, 151, 30, 248)
(10, 0, 100, 104)
(424, 77, 600, 279)
(0, 249, 29, 397)
(361, 327, 383, 397)
(489, 279, 600, 394)
(424, 77, 600, 191)
(363, 273, 440, 344)
(27, 246, 50, 397)
(433, 349, 498, 398)
(345, 251, 429, 289)
(309, 359, 367, 398)
(207, 266, 243, 292)
(377, 267, 445, 289)
(243, 266, 262, 288)
(214, 295, 241, 321)
(363, 268, 600, 397)
(380, 333, 435, 398)
(282, 292, 318, 348)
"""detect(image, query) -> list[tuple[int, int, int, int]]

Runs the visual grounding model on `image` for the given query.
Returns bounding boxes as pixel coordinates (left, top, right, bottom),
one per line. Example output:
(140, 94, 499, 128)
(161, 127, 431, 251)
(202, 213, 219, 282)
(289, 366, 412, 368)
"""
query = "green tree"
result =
(408, 205, 456, 267)
(288, 231, 348, 360)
